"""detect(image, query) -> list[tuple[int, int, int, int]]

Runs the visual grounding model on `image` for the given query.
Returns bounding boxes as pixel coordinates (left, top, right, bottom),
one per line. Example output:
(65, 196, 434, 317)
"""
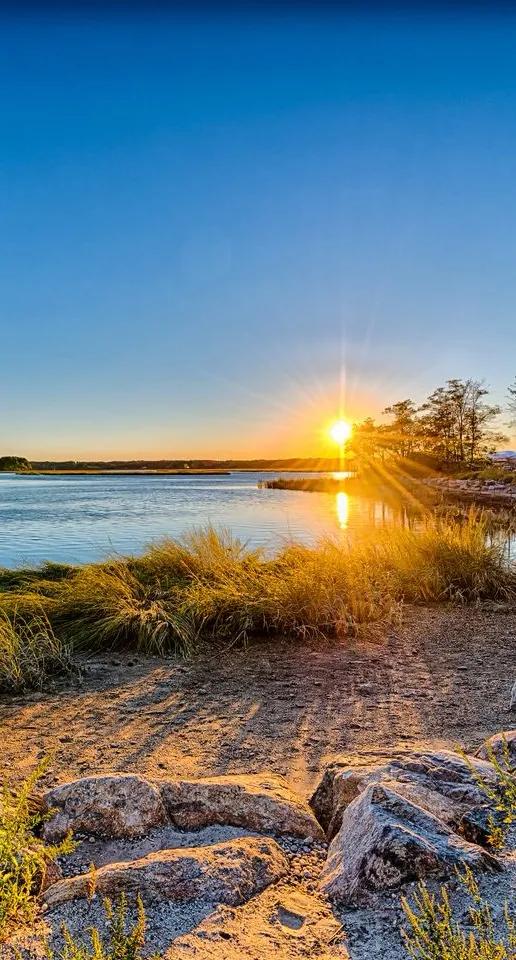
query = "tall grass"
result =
(0, 517, 513, 666)
(368, 513, 514, 603)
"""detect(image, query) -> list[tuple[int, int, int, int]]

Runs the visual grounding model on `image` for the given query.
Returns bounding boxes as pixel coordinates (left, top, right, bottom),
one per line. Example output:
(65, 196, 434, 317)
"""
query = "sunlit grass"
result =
(0, 517, 513, 680)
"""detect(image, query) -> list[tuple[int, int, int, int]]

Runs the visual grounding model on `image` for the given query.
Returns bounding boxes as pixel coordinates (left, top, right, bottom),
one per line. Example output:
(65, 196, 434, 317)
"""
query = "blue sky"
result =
(2, 6, 516, 458)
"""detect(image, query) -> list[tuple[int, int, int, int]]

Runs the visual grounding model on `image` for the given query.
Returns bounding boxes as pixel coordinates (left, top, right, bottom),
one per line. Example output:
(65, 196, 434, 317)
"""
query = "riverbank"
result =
(426, 474, 516, 506)
(261, 471, 516, 513)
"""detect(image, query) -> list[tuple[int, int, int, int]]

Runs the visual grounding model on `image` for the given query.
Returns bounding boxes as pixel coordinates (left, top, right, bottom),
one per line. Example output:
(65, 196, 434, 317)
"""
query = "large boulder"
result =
(320, 783, 500, 905)
(476, 731, 516, 766)
(43, 837, 288, 909)
(159, 773, 324, 840)
(311, 750, 498, 839)
(42, 775, 168, 842)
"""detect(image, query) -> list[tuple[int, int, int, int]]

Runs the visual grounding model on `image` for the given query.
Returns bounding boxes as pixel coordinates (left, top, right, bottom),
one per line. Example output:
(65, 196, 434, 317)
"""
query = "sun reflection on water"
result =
(336, 491, 349, 529)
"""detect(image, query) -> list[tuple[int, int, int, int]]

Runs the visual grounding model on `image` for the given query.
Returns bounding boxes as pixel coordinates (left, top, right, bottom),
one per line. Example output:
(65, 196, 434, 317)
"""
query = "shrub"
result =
(465, 738, 516, 851)
(402, 869, 516, 959)
(0, 609, 73, 693)
(0, 761, 74, 941)
(50, 894, 150, 960)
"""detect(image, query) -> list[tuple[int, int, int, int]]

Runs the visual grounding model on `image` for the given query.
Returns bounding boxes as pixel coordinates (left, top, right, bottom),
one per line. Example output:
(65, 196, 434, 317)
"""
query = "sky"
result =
(2, 4, 516, 459)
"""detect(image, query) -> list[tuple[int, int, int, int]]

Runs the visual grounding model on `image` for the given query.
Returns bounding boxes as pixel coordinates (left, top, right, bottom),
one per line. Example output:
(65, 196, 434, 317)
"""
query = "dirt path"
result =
(2, 605, 514, 799)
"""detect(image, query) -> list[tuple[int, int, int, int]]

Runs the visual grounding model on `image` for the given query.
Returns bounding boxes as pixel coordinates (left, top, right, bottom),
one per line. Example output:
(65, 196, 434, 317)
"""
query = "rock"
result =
(320, 784, 500, 905)
(310, 763, 380, 837)
(311, 750, 498, 839)
(476, 730, 516, 766)
(167, 887, 345, 959)
(511, 683, 516, 712)
(42, 775, 168, 842)
(458, 805, 505, 848)
(43, 837, 288, 908)
(159, 773, 324, 839)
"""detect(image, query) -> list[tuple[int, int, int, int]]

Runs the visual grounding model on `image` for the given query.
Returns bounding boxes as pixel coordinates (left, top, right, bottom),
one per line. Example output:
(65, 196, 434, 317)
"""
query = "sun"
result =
(328, 419, 352, 445)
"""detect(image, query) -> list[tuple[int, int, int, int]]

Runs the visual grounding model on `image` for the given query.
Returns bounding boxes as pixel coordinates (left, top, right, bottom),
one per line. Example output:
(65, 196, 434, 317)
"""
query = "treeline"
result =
(353, 377, 515, 465)
(2, 457, 344, 473)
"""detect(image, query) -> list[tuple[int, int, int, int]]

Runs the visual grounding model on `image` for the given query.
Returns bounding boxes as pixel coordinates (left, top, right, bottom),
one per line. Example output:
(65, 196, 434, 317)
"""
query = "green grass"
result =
(457, 465, 516, 486)
(465, 737, 516, 851)
(0, 761, 74, 941)
(402, 869, 516, 959)
(0, 518, 513, 679)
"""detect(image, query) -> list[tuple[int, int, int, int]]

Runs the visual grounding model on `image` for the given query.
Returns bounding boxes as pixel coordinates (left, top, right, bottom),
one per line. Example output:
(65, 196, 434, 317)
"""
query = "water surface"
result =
(0, 471, 414, 568)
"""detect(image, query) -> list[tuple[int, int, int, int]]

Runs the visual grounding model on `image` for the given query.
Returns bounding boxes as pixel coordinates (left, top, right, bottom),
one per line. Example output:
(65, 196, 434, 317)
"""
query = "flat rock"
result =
(311, 750, 497, 839)
(42, 774, 168, 842)
(159, 773, 324, 839)
(320, 783, 500, 905)
(43, 837, 288, 908)
(476, 730, 516, 766)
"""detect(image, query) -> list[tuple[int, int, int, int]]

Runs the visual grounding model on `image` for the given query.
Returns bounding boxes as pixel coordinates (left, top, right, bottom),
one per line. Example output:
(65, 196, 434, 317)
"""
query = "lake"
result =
(0, 471, 416, 568)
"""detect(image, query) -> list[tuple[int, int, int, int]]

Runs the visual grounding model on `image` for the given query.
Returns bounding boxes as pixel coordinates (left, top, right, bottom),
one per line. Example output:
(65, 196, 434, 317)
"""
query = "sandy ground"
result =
(1, 604, 515, 960)
(2, 605, 515, 795)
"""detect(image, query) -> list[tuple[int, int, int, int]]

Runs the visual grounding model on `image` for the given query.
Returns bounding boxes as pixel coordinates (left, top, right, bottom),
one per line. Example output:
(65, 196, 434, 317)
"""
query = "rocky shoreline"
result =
(426, 475, 516, 506)
(6, 731, 516, 959)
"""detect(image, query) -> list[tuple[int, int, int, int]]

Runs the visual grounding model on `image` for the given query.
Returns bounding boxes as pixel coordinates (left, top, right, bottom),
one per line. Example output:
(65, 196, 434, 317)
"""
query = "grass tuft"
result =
(0, 609, 73, 693)
(402, 868, 516, 959)
(49, 894, 150, 960)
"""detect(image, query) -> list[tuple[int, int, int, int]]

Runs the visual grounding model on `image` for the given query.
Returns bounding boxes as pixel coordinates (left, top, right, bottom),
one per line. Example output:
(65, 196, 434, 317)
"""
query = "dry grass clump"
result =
(54, 561, 195, 657)
(0, 609, 73, 693)
(49, 528, 398, 654)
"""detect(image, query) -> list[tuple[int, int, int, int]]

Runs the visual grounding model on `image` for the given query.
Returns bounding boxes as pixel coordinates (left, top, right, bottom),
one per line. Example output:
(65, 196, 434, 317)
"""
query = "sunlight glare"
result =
(336, 491, 349, 529)
(329, 419, 352, 445)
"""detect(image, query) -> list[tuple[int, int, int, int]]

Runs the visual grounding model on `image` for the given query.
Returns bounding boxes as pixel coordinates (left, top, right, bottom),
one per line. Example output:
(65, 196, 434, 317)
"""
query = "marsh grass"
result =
(0, 609, 73, 693)
(0, 760, 75, 941)
(0, 516, 513, 665)
(369, 513, 514, 603)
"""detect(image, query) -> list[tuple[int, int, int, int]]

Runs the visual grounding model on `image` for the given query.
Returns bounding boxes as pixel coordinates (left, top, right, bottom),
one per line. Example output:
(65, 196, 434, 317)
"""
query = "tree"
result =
(380, 379, 503, 465)
(508, 378, 516, 427)
(419, 386, 457, 460)
(382, 400, 419, 457)
(464, 380, 502, 462)
(0, 456, 31, 472)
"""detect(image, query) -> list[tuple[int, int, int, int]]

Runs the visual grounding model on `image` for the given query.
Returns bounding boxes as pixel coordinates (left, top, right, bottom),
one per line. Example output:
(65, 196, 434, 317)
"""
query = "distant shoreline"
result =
(18, 469, 232, 477)
(14, 467, 346, 477)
